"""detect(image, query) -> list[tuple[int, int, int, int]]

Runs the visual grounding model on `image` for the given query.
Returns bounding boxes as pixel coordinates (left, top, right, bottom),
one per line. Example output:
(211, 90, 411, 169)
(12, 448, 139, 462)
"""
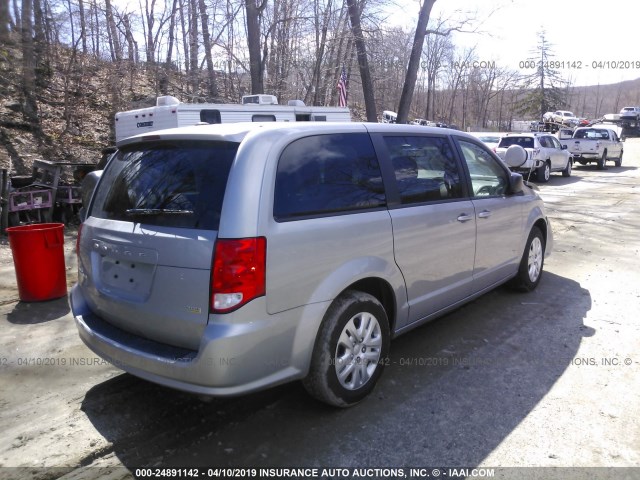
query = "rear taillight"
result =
(211, 237, 266, 313)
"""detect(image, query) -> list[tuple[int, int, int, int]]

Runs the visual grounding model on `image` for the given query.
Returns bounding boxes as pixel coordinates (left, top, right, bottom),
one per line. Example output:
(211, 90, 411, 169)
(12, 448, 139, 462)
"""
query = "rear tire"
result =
(509, 226, 545, 292)
(303, 290, 390, 407)
(597, 151, 607, 170)
(536, 161, 550, 183)
(614, 151, 623, 167)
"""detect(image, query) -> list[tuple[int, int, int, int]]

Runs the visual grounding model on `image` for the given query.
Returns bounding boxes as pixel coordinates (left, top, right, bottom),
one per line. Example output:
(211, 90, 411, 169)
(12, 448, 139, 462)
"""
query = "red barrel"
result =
(6, 223, 67, 302)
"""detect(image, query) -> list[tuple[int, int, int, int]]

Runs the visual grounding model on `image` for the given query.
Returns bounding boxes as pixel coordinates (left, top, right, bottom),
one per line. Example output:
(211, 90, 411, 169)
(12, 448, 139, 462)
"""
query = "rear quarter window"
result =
(274, 133, 386, 220)
(90, 141, 238, 230)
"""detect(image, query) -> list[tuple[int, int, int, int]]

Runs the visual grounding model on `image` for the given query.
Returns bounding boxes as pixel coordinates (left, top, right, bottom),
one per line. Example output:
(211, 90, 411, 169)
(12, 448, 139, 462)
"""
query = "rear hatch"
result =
(79, 140, 239, 350)
(495, 136, 535, 167)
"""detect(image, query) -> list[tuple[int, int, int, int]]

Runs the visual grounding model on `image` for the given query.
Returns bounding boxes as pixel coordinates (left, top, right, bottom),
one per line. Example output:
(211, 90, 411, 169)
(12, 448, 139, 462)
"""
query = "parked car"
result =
(563, 127, 624, 169)
(411, 118, 433, 126)
(542, 111, 555, 123)
(495, 132, 572, 182)
(381, 110, 397, 123)
(71, 122, 553, 407)
(619, 107, 640, 122)
(551, 111, 579, 127)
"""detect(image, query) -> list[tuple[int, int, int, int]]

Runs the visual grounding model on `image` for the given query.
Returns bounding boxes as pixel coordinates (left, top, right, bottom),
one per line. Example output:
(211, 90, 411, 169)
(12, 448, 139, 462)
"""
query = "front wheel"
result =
(561, 159, 572, 177)
(303, 290, 390, 407)
(508, 226, 545, 292)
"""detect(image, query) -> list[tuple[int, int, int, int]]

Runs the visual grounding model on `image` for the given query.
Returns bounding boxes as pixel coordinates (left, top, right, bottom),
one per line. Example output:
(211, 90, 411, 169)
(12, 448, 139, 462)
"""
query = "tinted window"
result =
(458, 140, 509, 197)
(274, 133, 385, 220)
(383, 135, 463, 203)
(91, 141, 238, 230)
(498, 136, 535, 149)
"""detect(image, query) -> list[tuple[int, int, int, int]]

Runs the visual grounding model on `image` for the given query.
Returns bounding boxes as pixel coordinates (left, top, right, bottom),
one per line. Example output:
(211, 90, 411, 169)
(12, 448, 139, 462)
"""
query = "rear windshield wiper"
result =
(125, 208, 194, 216)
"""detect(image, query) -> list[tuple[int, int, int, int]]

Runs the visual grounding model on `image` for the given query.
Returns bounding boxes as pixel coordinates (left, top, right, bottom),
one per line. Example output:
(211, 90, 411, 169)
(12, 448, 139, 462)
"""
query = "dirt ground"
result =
(0, 140, 639, 480)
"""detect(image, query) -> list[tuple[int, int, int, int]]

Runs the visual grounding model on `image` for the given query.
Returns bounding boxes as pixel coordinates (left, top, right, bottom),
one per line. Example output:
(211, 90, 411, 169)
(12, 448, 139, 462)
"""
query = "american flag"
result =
(337, 66, 348, 107)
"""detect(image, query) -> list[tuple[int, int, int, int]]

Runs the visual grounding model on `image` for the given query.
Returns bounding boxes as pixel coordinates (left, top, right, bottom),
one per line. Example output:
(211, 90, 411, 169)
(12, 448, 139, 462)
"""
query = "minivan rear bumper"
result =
(70, 285, 328, 396)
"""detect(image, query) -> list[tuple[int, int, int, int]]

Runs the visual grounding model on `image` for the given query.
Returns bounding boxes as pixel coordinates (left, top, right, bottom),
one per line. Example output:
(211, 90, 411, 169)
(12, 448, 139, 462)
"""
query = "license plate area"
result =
(91, 239, 158, 301)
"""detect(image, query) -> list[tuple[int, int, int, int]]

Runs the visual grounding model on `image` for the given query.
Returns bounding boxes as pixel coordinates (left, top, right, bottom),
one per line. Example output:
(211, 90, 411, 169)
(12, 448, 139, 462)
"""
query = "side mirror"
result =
(561, 144, 568, 149)
(509, 172, 524, 194)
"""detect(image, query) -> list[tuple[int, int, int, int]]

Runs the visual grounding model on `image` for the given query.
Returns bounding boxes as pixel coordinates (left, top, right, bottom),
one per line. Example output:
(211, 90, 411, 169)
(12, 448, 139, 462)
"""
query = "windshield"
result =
(90, 141, 238, 230)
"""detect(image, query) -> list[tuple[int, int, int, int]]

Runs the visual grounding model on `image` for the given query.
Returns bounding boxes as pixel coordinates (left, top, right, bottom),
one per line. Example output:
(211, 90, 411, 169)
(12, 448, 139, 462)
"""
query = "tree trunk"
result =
(245, 0, 265, 94)
(122, 13, 137, 63)
(198, 0, 218, 99)
(159, 0, 178, 94)
(77, 0, 87, 53)
(144, 0, 156, 64)
(346, 0, 376, 121)
(396, 0, 436, 124)
(20, 0, 40, 130)
(105, 0, 121, 62)
(303, 0, 332, 105)
(91, 0, 99, 57)
(188, 0, 199, 96)
(178, 0, 189, 75)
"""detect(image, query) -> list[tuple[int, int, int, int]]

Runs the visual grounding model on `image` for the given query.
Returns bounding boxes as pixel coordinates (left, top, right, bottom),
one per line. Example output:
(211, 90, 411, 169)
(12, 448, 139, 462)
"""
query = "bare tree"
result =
(303, 0, 332, 105)
(346, 0, 376, 121)
(188, 0, 199, 96)
(396, 0, 436, 124)
(159, 0, 178, 93)
(397, 7, 484, 124)
(90, 0, 99, 57)
(422, 26, 453, 121)
(20, 0, 38, 124)
(445, 47, 473, 124)
(122, 13, 138, 63)
(198, 0, 219, 99)
(105, 0, 122, 62)
(245, 0, 267, 94)
(77, 0, 87, 54)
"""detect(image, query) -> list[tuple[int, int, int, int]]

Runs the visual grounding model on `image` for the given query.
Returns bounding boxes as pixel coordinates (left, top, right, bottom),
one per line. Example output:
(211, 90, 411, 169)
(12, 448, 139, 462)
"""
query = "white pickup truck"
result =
(561, 126, 624, 169)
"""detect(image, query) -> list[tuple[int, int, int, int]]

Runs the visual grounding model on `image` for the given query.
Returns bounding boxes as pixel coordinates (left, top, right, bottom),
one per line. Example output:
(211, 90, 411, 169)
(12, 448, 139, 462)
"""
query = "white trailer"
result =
(115, 95, 351, 142)
(381, 110, 397, 123)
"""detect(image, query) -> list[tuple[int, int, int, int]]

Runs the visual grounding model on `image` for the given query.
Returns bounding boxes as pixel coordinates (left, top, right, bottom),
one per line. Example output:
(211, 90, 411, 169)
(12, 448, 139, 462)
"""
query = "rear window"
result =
(498, 136, 535, 149)
(574, 129, 609, 140)
(90, 141, 238, 230)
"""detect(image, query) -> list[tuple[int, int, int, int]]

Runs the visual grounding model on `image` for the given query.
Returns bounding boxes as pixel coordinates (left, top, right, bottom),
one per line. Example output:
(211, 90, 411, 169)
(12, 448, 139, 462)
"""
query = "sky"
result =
(424, 0, 639, 87)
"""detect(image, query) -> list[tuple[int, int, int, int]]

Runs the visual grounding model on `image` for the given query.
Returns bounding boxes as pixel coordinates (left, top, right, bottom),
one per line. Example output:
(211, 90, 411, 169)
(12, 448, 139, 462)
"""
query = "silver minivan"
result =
(71, 122, 552, 407)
